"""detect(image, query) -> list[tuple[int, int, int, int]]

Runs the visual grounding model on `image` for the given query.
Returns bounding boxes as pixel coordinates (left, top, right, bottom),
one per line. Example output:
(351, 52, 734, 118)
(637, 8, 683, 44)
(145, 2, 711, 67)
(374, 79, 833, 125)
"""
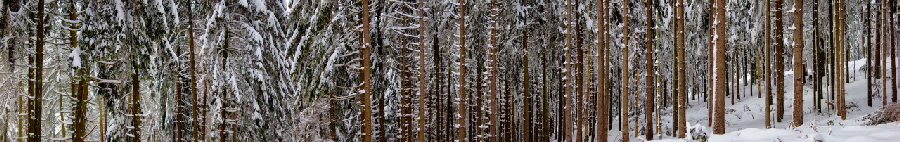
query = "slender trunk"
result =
(792, 0, 804, 127)
(456, 0, 469, 141)
(132, 73, 143, 142)
(621, 0, 631, 140)
(563, 0, 574, 141)
(417, 1, 427, 141)
(595, 0, 609, 141)
(575, 19, 584, 142)
(488, 1, 499, 142)
(74, 77, 88, 142)
(816, 0, 823, 112)
(675, 0, 687, 137)
(401, 43, 414, 142)
(867, 1, 873, 107)
(774, 0, 785, 122)
(187, 2, 201, 141)
(881, 0, 887, 107)
(523, 32, 531, 142)
(837, 0, 846, 120)
(713, 0, 727, 134)
(541, 46, 551, 142)
(644, 0, 655, 140)
(764, 0, 772, 129)
(707, 0, 715, 128)
(475, 60, 484, 141)
(27, 0, 46, 141)
(890, 3, 897, 103)
(360, 0, 374, 141)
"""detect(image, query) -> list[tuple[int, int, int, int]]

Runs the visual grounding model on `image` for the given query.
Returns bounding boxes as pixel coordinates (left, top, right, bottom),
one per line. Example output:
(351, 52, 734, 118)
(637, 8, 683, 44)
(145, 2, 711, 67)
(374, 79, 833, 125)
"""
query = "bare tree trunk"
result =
(891, 3, 897, 103)
(837, 0, 846, 120)
(792, 0, 805, 127)
(563, 0, 575, 141)
(488, 1, 499, 142)
(132, 73, 143, 142)
(523, 32, 532, 142)
(713, 0, 727, 134)
(764, 0, 772, 129)
(675, 0, 687, 137)
(621, 0, 631, 140)
(881, 0, 887, 107)
(595, 0, 609, 141)
(644, 0, 656, 139)
(417, 1, 427, 141)
(187, 1, 201, 141)
(360, 0, 374, 141)
(707, 0, 715, 128)
(774, 0, 785, 123)
(27, 0, 46, 141)
(867, 1, 873, 107)
(399, 39, 410, 142)
(816, 0, 824, 111)
(457, 0, 469, 141)
(575, 19, 584, 142)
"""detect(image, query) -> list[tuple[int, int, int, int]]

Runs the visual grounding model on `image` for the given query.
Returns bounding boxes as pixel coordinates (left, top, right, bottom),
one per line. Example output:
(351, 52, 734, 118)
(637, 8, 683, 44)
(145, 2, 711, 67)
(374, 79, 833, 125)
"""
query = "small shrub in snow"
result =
(863, 103, 900, 125)
(686, 123, 710, 142)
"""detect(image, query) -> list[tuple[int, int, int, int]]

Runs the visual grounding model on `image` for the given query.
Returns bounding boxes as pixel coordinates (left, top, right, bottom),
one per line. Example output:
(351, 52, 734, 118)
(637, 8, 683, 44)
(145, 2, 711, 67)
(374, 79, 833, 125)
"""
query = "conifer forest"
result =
(0, 0, 899, 142)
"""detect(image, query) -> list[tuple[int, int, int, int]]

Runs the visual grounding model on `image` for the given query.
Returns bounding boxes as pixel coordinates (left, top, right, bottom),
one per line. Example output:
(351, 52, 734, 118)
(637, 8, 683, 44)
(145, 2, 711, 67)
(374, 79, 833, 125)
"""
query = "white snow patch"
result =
(68, 47, 82, 68)
(115, 0, 125, 22)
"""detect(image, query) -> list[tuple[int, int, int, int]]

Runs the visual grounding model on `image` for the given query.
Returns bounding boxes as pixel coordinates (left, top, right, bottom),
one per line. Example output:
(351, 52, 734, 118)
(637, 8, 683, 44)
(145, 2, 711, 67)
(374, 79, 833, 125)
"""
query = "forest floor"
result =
(632, 58, 900, 142)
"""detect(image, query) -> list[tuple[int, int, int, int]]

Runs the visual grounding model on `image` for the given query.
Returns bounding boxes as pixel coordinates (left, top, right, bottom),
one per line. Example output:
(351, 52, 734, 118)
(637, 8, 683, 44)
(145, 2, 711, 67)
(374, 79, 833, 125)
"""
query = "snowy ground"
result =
(611, 58, 900, 142)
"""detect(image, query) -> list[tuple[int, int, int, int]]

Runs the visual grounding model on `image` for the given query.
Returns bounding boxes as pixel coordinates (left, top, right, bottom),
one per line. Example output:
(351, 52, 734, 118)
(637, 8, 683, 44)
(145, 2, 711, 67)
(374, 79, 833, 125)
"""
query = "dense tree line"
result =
(0, 0, 895, 141)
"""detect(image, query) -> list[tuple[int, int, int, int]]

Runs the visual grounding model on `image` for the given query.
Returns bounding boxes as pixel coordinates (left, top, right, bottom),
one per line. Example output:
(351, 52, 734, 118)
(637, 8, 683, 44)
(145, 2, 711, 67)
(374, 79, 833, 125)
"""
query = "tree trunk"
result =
(675, 0, 687, 137)
(867, 1, 873, 107)
(457, 0, 469, 141)
(837, 0, 846, 120)
(815, 0, 823, 111)
(523, 32, 532, 142)
(575, 18, 584, 142)
(713, 0, 727, 134)
(27, 0, 46, 141)
(132, 73, 143, 142)
(774, 0, 785, 123)
(764, 0, 772, 129)
(792, 0, 804, 127)
(595, 0, 609, 141)
(881, 1, 887, 107)
(488, 1, 500, 142)
(645, 0, 655, 140)
(187, 1, 201, 141)
(621, 0, 631, 140)
(360, 0, 374, 141)
(417, 1, 427, 141)
(891, 3, 897, 103)
(707, 0, 715, 128)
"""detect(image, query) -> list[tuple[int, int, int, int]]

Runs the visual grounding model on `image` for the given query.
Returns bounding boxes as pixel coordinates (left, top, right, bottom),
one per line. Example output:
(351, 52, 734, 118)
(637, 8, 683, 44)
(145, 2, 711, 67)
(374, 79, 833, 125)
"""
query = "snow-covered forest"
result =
(0, 0, 898, 141)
